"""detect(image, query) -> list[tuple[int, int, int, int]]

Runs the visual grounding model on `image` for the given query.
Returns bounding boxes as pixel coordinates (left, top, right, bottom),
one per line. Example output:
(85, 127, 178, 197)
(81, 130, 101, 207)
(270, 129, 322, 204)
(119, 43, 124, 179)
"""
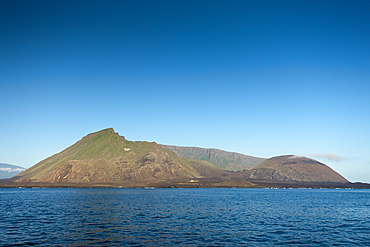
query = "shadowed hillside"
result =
(161, 145, 265, 171)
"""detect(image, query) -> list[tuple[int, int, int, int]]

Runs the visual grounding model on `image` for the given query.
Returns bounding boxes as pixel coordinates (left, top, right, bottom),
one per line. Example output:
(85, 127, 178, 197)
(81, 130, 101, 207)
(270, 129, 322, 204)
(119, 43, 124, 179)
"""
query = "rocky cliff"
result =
(161, 145, 265, 171)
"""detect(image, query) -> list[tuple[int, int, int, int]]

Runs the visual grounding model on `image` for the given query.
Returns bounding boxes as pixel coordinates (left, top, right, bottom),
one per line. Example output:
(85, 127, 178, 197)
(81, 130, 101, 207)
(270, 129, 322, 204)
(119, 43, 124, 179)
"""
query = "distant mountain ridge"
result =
(161, 145, 265, 171)
(0, 163, 25, 179)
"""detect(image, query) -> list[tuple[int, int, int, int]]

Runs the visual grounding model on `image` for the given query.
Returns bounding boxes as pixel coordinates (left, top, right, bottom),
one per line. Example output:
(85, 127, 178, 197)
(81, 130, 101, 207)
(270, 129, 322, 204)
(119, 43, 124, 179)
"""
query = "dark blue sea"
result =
(1, 188, 369, 246)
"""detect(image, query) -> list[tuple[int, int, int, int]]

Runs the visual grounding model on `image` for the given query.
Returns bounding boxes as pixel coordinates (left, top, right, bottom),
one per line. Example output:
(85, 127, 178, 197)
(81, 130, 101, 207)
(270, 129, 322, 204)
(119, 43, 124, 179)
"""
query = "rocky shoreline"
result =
(1, 179, 369, 189)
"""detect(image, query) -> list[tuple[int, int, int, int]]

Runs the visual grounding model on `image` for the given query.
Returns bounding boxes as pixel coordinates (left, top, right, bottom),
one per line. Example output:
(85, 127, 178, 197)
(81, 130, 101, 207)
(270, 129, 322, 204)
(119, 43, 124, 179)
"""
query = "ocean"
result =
(1, 188, 369, 246)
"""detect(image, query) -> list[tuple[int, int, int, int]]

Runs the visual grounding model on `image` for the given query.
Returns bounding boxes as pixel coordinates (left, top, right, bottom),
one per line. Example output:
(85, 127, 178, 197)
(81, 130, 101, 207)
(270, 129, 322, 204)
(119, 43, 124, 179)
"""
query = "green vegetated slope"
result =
(161, 145, 266, 171)
(12, 129, 350, 185)
(13, 128, 226, 183)
(14, 128, 129, 181)
(229, 155, 348, 183)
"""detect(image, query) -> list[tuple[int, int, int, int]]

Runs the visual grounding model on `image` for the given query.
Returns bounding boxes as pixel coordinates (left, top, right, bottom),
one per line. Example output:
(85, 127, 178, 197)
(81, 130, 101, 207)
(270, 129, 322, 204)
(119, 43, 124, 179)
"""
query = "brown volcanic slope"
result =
(229, 155, 348, 183)
(161, 145, 265, 171)
(12, 128, 226, 183)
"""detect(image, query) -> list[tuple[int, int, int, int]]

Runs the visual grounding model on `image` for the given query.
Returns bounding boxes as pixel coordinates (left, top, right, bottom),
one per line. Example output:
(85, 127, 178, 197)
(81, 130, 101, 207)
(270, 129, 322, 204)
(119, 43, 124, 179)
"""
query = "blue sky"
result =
(1, 0, 369, 182)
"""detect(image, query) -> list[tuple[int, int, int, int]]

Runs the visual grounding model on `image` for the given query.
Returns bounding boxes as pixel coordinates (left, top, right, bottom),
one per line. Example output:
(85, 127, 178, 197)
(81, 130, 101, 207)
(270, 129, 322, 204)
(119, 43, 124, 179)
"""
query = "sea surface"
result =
(1, 188, 369, 246)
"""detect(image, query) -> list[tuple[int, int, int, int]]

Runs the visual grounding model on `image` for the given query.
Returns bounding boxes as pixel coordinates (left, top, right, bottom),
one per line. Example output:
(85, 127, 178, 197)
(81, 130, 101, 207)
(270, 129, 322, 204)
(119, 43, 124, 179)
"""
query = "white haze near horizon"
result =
(0, 167, 25, 173)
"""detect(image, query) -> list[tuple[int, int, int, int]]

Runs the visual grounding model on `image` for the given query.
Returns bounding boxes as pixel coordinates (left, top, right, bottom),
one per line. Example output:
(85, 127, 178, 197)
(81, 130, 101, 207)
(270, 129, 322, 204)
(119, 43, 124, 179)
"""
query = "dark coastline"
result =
(1, 178, 370, 189)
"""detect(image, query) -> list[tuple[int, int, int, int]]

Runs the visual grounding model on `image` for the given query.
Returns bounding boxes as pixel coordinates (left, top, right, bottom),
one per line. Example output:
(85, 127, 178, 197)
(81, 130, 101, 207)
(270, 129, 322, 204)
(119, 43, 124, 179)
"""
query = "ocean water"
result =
(1, 188, 369, 246)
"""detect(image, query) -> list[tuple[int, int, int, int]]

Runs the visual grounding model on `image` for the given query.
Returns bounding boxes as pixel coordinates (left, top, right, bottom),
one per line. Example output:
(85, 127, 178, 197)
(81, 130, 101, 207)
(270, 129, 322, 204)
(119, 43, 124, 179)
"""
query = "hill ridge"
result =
(161, 145, 265, 171)
(229, 155, 348, 183)
(12, 128, 226, 183)
(10, 129, 349, 186)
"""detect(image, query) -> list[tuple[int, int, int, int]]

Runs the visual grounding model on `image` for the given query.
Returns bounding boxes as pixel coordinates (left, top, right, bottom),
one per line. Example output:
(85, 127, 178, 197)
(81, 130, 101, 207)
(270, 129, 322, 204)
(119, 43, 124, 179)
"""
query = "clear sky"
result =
(1, 0, 369, 182)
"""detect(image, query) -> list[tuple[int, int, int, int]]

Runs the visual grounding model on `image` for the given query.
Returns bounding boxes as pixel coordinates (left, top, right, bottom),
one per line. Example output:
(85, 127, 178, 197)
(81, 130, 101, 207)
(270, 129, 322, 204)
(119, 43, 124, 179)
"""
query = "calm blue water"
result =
(1, 188, 369, 246)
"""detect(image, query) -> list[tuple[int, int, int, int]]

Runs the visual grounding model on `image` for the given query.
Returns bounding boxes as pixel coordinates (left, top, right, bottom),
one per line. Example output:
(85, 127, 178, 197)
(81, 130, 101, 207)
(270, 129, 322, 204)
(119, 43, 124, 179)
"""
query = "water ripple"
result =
(1, 188, 370, 246)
